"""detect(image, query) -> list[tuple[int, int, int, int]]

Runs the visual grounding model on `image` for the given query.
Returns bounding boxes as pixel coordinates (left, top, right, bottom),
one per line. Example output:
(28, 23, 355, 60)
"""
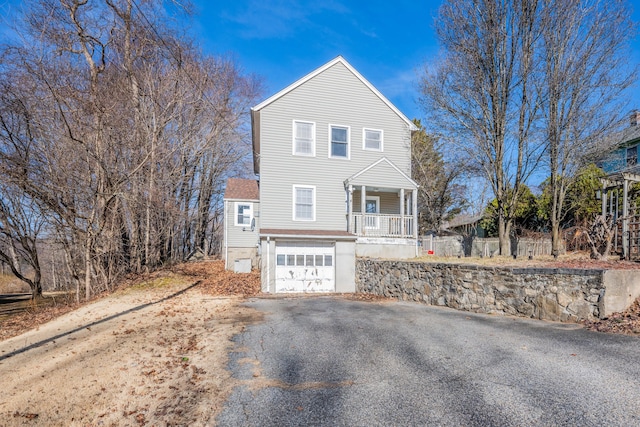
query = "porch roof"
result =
(344, 157, 418, 190)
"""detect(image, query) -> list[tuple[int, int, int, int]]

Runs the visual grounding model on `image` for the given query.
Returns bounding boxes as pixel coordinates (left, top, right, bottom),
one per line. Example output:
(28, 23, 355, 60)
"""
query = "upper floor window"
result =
(363, 128, 383, 151)
(235, 202, 252, 226)
(293, 121, 315, 156)
(293, 185, 315, 221)
(627, 146, 637, 167)
(330, 125, 349, 159)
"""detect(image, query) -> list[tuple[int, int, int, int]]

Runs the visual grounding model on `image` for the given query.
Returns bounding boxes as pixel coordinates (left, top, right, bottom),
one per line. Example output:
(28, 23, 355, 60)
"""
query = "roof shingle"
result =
(224, 178, 259, 201)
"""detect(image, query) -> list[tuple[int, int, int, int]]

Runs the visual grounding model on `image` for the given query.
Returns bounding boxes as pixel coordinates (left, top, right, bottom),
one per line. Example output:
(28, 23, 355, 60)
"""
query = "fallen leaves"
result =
(13, 412, 38, 420)
(0, 302, 78, 341)
(178, 261, 261, 296)
(585, 297, 640, 335)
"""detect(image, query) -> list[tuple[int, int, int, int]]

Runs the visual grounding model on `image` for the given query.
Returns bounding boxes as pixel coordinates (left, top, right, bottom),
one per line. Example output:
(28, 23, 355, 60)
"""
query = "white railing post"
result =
(400, 188, 405, 237)
(361, 186, 366, 236)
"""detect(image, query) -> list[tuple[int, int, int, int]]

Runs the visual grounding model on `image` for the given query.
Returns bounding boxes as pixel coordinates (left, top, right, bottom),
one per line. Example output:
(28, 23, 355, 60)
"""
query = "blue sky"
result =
(1, 0, 639, 123)
(189, 0, 640, 122)
(190, 0, 442, 120)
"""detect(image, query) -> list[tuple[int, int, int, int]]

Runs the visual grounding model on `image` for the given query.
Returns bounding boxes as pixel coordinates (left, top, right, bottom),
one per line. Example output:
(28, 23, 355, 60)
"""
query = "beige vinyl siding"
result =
(352, 191, 400, 215)
(225, 200, 260, 248)
(259, 62, 412, 231)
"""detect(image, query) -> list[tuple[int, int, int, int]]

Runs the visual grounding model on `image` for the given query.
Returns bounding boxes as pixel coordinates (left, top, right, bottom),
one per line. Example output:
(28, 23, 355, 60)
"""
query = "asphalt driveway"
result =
(216, 297, 640, 426)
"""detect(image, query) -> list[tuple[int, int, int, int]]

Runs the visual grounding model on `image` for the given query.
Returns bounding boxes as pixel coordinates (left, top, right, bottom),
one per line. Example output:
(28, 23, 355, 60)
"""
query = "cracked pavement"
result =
(215, 296, 640, 426)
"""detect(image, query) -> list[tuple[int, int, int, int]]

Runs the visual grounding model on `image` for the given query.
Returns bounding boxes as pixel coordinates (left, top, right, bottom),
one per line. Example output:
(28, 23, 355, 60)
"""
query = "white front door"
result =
(275, 242, 335, 292)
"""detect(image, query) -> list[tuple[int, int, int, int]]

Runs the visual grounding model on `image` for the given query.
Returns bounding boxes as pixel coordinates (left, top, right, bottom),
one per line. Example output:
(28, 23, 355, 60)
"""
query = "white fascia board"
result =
(344, 157, 419, 188)
(259, 233, 357, 241)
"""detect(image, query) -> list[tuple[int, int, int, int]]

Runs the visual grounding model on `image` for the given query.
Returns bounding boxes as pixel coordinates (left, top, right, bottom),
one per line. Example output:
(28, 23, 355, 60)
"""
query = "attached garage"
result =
(260, 229, 357, 293)
(275, 242, 334, 292)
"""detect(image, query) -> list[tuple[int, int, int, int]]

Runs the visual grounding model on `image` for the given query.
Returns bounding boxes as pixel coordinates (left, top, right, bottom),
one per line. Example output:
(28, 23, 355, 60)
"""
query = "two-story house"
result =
(224, 56, 419, 292)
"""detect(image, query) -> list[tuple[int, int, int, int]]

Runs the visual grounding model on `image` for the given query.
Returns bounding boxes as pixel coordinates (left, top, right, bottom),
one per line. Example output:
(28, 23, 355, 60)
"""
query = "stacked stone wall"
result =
(355, 260, 605, 322)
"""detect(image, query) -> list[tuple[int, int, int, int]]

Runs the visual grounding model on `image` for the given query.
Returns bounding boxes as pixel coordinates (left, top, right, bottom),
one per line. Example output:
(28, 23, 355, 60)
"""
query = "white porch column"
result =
(412, 189, 418, 239)
(347, 184, 353, 233)
(400, 188, 405, 236)
(361, 185, 366, 236)
(601, 187, 607, 217)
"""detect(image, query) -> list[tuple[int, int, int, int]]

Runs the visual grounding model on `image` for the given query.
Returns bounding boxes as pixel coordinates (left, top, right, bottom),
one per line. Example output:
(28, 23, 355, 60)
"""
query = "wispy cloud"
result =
(377, 66, 423, 119)
(379, 68, 418, 99)
(356, 26, 378, 39)
(222, 0, 350, 40)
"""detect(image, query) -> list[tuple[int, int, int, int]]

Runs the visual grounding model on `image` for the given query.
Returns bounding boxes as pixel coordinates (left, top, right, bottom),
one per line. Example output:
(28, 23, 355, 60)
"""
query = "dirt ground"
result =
(0, 262, 262, 426)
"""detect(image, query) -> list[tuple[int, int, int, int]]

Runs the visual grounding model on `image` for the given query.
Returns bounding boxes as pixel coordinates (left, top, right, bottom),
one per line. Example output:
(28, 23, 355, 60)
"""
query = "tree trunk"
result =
(497, 213, 511, 256)
(84, 236, 92, 301)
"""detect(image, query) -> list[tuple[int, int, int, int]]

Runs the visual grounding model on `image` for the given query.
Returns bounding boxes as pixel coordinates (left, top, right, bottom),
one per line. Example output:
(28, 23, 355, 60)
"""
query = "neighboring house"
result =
(597, 111, 640, 175)
(595, 111, 640, 259)
(225, 56, 419, 292)
(440, 214, 485, 237)
(223, 178, 260, 270)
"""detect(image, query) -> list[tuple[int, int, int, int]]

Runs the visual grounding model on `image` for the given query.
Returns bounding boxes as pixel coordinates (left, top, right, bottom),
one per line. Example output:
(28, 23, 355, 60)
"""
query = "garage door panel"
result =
(275, 242, 335, 293)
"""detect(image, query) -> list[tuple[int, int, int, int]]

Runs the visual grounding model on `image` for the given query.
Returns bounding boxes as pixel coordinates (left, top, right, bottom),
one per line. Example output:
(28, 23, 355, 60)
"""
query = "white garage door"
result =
(275, 241, 335, 293)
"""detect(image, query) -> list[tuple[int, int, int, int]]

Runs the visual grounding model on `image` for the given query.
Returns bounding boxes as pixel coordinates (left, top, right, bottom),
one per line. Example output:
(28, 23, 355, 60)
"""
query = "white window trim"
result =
(234, 202, 253, 226)
(292, 185, 316, 221)
(363, 128, 384, 152)
(292, 120, 316, 157)
(328, 124, 350, 160)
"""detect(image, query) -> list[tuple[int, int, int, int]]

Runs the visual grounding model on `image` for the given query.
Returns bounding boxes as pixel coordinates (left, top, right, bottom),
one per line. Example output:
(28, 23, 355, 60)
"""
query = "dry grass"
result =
(0, 261, 260, 342)
(415, 252, 640, 270)
(0, 274, 29, 294)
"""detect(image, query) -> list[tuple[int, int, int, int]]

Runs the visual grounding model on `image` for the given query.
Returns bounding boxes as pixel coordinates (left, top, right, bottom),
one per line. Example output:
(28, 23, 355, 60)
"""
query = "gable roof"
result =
(252, 56, 417, 129)
(250, 56, 418, 174)
(224, 178, 259, 201)
(344, 157, 418, 189)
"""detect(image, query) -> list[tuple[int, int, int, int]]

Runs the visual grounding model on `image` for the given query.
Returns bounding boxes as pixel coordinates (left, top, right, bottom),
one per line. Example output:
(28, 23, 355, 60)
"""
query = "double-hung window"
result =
(293, 185, 315, 221)
(293, 121, 315, 156)
(235, 203, 252, 226)
(330, 125, 349, 159)
(363, 128, 383, 151)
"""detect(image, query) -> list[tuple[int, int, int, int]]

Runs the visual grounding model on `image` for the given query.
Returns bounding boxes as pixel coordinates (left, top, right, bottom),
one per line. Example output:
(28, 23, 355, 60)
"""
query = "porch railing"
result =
(351, 214, 415, 238)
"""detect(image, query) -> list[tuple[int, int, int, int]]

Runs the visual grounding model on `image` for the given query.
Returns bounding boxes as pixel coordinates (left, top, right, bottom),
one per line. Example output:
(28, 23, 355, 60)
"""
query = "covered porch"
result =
(347, 187, 417, 238)
(344, 157, 419, 241)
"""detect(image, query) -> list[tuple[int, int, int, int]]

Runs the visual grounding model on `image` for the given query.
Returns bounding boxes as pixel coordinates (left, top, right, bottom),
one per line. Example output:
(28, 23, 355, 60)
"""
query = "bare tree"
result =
(0, 0, 260, 300)
(420, 0, 542, 255)
(538, 0, 635, 253)
(411, 119, 467, 232)
(0, 185, 45, 299)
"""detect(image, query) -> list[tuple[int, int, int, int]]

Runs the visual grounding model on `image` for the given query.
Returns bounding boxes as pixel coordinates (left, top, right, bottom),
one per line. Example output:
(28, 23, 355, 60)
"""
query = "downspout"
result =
(224, 200, 228, 269)
(266, 236, 270, 293)
(411, 191, 420, 257)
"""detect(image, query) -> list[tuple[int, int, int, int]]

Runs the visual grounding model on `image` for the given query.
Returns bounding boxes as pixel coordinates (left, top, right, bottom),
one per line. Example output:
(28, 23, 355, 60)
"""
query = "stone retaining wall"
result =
(356, 259, 607, 322)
